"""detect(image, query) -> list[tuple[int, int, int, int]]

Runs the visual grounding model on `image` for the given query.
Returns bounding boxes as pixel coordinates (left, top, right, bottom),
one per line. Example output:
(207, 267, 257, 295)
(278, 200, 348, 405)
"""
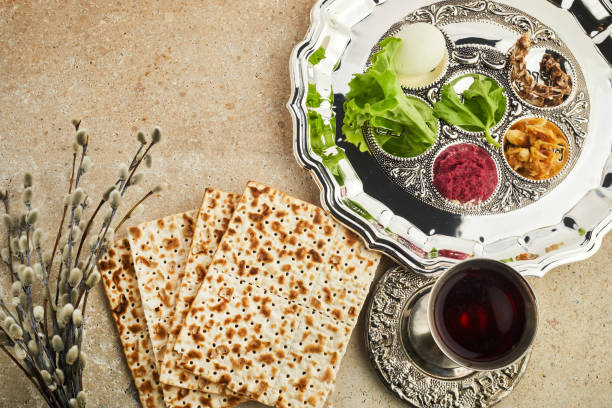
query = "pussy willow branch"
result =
(3, 197, 17, 283)
(1, 124, 162, 407)
(0, 345, 52, 407)
(52, 150, 76, 306)
(73, 199, 105, 267)
(64, 144, 87, 282)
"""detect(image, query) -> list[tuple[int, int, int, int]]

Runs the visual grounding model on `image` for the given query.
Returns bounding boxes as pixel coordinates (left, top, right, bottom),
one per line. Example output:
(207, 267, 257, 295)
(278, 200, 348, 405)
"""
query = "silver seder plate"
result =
(287, 0, 612, 276)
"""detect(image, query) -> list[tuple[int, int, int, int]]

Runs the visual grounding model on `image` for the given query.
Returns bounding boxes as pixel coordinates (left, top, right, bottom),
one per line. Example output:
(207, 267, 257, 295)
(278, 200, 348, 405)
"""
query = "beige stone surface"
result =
(0, 1, 610, 407)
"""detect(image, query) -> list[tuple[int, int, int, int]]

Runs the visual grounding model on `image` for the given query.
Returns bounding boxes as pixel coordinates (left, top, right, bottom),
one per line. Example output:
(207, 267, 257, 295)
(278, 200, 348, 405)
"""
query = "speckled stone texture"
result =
(0, 1, 610, 407)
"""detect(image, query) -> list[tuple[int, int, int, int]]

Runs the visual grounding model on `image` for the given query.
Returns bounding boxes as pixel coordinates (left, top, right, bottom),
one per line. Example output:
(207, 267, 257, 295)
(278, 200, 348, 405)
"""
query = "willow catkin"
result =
(23, 188, 32, 205)
(71, 188, 85, 207)
(79, 351, 87, 368)
(51, 335, 64, 352)
(77, 391, 86, 407)
(8, 323, 23, 339)
(74, 206, 83, 224)
(26, 209, 39, 225)
(72, 309, 83, 327)
(86, 270, 100, 289)
(129, 173, 144, 186)
(41, 370, 52, 384)
(137, 131, 146, 144)
(2, 214, 11, 229)
(68, 268, 83, 287)
(109, 190, 121, 210)
(32, 229, 43, 248)
(55, 369, 64, 385)
(33, 263, 44, 281)
(102, 186, 116, 201)
(27, 339, 38, 355)
(70, 288, 78, 305)
(23, 173, 33, 188)
(76, 130, 88, 146)
(117, 164, 128, 181)
(151, 127, 162, 143)
(10, 281, 21, 297)
(14, 344, 27, 360)
(59, 303, 74, 328)
(22, 267, 34, 286)
(66, 345, 79, 365)
(33, 305, 44, 322)
(3, 316, 15, 328)
(10, 238, 19, 254)
(18, 236, 28, 253)
(80, 156, 92, 173)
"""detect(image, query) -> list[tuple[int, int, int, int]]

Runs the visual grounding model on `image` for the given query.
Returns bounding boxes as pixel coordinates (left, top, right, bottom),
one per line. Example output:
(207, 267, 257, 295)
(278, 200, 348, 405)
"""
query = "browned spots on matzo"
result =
(225, 327, 235, 339)
(182, 213, 195, 238)
(246, 339, 262, 352)
(209, 300, 227, 313)
(140, 380, 154, 394)
(153, 323, 167, 340)
(258, 353, 275, 364)
(296, 376, 309, 392)
(113, 296, 129, 316)
(135, 255, 153, 268)
(304, 344, 323, 353)
(129, 226, 142, 240)
(128, 324, 143, 333)
(257, 248, 273, 263)
(162, 236, 180, 250)
(159, 288, 173, 307)
(195, 264, 207, 281)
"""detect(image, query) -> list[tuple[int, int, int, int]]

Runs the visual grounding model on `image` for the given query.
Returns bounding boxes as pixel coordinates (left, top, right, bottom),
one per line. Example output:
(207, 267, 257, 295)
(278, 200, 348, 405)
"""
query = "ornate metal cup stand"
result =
(365, 266, 530, 408)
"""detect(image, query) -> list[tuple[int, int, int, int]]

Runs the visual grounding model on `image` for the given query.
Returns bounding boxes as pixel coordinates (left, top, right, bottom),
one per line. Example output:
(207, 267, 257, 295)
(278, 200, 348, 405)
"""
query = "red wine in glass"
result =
(429, 259, 537, 370)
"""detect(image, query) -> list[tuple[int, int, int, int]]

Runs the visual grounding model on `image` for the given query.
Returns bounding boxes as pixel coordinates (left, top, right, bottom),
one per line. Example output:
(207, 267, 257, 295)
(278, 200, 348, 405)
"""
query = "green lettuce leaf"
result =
(306, 83, 323, 108)
(342, 37, 438, 157)
(433, 74, 506, 147)
(308, 47, 326, 66)
(307, 110, 345, 185)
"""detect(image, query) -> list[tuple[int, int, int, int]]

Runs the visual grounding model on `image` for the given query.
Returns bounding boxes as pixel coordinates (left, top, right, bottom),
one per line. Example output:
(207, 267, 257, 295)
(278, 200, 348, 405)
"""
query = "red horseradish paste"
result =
(433, 143, 497, 204)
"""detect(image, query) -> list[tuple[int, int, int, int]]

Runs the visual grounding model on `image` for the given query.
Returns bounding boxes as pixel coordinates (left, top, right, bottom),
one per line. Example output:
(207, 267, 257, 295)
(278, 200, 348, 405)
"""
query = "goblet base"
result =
(365, 266, 530, 407)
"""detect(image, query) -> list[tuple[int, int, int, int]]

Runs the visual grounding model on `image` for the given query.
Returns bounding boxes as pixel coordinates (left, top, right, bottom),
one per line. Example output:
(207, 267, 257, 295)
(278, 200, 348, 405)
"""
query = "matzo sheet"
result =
(159, 189, 241, 392)
(128, 211, 197, 367)
(99, 238, 166, 408)
(174, 182, 381, 408)
(99, 239, 242, 408)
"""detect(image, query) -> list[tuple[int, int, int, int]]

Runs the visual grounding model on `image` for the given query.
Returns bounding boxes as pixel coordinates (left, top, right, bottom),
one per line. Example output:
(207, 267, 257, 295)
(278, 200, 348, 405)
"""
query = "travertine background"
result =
(0, 1, 610, 407)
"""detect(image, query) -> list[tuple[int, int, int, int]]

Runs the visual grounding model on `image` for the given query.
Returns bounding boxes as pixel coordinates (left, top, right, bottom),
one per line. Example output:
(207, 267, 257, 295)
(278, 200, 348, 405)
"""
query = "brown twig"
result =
(73, 199, 105, 266)
(114, 190, 153, 232)
(51, 152, 77, 305)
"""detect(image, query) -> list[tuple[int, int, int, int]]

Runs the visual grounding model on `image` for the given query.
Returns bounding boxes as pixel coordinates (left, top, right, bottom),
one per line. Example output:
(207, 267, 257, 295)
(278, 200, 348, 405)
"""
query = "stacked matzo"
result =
(126, 192, 245, 407)
(99, 238, 167, 408)
(159, 190, 241, 392)
(174, 182, 381, 408)
(101, 182, 380, 408)
(100, 237, 243, 408)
